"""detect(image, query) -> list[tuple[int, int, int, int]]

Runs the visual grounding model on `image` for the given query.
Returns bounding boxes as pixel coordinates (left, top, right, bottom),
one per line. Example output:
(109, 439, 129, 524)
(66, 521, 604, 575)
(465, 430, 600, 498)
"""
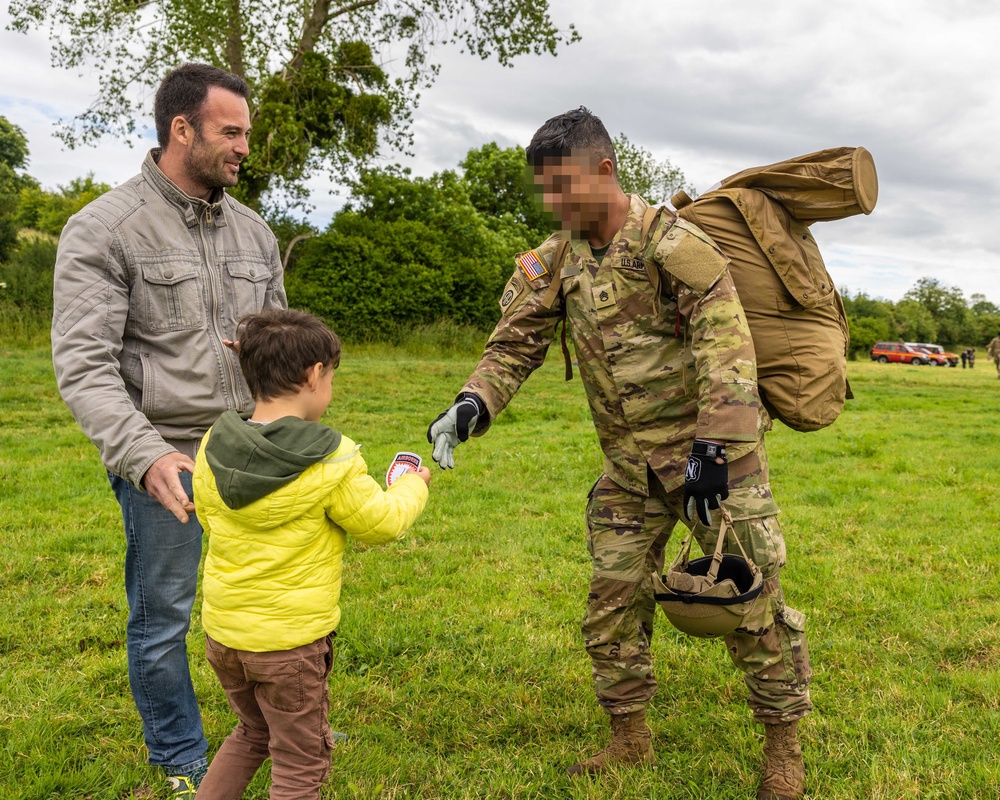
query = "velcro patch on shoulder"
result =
(515, 249, 549, 281)
(499, 272, 531, 316)
(653, 219, 729, 293)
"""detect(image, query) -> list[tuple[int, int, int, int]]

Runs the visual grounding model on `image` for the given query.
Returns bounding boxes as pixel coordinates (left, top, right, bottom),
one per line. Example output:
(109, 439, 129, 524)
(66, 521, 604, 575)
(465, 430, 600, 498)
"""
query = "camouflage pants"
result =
(582, 442, 812, 723)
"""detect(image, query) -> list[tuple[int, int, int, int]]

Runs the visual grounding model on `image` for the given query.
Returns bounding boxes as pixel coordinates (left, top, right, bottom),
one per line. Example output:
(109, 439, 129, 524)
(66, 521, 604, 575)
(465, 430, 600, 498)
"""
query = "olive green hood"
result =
(203, 410, 342, 509)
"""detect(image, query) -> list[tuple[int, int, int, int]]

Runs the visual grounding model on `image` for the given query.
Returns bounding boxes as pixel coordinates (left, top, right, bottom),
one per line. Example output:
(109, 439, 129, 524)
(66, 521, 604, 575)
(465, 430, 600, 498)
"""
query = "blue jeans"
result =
(110, 471, 208, 775)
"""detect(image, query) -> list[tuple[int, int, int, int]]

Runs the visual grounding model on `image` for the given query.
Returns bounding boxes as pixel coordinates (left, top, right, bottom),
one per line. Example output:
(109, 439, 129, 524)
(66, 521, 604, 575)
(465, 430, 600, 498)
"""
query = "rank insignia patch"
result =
(516, 250, 548, 280)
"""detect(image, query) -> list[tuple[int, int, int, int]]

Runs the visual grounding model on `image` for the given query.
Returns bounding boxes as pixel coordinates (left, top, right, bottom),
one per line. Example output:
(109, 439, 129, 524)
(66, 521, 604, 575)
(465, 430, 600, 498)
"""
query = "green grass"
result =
(2, 347, 1000, 799)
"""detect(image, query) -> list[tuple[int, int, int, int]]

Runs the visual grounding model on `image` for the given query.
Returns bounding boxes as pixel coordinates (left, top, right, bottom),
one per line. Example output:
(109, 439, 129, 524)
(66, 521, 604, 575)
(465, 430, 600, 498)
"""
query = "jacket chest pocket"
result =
(222, 252, 272, 312)
(137, 254, 205, 332)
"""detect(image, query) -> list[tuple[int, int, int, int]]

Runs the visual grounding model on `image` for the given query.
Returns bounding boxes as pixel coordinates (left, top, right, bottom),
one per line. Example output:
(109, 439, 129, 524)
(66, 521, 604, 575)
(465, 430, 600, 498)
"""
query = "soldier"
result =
(427, 108, 811, 800)
(988, 333, 1000, 379)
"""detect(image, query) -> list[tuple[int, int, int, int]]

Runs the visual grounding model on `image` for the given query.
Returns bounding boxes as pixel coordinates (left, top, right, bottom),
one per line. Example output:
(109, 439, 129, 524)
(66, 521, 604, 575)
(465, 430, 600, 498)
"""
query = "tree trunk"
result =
(225, 0, 246, 79)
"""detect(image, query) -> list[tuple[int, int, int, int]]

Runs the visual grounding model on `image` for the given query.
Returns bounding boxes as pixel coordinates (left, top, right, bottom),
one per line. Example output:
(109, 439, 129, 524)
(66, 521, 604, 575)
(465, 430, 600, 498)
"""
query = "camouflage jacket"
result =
(462, 194, 764, 496)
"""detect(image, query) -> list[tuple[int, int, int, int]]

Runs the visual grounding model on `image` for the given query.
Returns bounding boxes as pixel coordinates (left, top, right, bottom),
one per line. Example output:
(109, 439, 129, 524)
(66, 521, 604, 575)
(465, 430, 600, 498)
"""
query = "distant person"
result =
(193, 309, 430, 799)
(969, 348, 977, 369)
(426, 107, 811, 799)
(961, 350, 968, 368)
(987, 332, 1000, 378)
(51, 63, 286, 796)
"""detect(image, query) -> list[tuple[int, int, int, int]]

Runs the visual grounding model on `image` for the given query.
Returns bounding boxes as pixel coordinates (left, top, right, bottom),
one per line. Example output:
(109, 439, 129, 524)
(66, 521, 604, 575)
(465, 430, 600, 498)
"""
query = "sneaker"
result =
(167, 764, 207, 798)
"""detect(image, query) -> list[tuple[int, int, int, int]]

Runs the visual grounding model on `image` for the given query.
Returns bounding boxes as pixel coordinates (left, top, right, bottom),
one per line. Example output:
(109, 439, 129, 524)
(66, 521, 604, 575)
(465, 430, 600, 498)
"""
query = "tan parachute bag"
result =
(666, 146, 878, 432)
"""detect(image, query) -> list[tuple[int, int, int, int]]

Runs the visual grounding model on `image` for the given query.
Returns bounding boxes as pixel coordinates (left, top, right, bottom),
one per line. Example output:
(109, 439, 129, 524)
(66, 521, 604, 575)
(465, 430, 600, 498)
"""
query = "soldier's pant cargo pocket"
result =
(727, 596, 810, 687)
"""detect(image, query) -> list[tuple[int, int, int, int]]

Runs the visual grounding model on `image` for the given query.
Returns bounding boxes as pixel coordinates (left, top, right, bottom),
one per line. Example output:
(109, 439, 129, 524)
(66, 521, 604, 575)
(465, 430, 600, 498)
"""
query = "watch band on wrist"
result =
(691, 439, 727, 462)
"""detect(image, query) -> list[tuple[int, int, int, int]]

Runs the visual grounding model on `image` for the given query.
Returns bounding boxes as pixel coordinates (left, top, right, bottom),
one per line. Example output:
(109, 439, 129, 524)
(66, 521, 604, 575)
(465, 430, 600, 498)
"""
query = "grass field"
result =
(2, 343, 1000, 799)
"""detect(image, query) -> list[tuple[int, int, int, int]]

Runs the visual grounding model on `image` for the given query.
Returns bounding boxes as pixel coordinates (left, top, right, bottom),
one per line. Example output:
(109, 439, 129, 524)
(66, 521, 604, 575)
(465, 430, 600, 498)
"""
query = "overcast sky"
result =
(2, 0, 998, 304)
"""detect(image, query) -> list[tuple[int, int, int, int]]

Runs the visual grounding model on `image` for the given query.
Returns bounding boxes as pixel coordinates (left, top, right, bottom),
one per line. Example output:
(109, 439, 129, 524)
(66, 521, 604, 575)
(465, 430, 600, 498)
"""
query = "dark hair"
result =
(154, 63, 251, 149)
(235, 309, 341, 402)
(525, 106, 617, 175)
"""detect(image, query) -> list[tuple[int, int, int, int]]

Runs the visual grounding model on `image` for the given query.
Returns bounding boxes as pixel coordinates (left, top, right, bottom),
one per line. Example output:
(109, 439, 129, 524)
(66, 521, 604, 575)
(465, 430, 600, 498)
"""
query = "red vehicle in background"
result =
(906, 342, 959, 367)
(870, 342, 930, 365)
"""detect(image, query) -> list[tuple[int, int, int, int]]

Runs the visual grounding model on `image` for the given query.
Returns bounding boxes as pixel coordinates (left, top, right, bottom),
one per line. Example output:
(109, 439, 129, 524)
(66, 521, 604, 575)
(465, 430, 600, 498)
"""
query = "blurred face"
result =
(183, 86, 251, 195)
(530, 152, 614, 236)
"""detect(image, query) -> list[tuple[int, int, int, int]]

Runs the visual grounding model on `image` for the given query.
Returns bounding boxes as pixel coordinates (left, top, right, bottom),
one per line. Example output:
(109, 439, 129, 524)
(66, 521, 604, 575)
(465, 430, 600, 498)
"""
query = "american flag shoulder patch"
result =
(516, 249, 548, 280)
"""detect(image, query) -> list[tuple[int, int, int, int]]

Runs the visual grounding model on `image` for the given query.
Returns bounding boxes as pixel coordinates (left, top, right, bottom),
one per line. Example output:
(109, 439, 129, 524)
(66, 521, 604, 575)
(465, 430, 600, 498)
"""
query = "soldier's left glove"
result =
(426, 393, 486, 469)
(683, 439, 729, 527)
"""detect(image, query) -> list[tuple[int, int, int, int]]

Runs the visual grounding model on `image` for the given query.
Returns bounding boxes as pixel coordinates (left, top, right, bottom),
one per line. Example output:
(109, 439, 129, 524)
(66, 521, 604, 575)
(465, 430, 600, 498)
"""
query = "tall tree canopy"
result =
(0, 117, 31, 260)
(7, 0, 578, 210)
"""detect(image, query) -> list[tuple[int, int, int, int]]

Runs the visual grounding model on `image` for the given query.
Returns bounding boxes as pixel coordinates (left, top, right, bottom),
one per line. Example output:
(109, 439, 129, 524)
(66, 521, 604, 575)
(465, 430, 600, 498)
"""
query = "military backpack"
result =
(543, 147, 877, 432)
(664, 146, 877, 431)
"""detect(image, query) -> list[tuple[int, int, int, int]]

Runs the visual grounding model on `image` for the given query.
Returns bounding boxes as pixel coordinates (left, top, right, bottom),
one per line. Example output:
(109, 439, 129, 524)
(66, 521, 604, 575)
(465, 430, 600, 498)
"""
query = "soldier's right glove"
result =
(426, 393, 485, 469)
(683, 439, 729, 527)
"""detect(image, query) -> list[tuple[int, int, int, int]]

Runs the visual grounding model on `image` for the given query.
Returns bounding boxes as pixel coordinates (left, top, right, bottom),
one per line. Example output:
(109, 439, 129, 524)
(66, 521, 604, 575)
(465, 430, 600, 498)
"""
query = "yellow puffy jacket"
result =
(194, 424, 428, 652)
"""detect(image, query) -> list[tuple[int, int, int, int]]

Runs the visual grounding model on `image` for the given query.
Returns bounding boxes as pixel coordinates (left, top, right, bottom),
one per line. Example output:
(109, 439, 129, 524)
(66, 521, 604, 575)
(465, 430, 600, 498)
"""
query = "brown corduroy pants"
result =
(197, 633, 336, 800)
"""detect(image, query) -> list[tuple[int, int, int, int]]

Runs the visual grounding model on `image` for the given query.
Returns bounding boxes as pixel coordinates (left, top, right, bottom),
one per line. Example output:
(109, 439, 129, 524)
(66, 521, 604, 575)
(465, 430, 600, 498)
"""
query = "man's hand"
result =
(426, 394, 485, 469)
(683, 439, 729, 527)
(142, 452, 197, 523)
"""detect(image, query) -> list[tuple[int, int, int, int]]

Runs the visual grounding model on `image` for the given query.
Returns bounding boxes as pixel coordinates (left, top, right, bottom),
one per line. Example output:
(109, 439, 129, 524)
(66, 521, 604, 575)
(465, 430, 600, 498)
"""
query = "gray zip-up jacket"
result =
(52, 149, 287, 487)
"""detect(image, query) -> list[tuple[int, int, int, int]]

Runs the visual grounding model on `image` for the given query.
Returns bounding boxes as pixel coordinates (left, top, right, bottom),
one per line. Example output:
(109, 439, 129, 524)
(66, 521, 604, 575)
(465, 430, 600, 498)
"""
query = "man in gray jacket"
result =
(51, 63, 286, 796)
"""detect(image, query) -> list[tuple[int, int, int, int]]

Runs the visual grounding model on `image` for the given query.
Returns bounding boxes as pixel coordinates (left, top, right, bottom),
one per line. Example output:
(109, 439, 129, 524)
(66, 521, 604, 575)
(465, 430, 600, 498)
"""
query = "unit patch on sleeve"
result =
(516, 249, 549, 281)
(499, 273, 530, 316)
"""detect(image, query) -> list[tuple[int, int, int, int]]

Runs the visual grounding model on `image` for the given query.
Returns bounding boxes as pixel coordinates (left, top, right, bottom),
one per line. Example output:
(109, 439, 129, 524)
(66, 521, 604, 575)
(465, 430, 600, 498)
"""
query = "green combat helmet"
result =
(653, 510, 763, 638)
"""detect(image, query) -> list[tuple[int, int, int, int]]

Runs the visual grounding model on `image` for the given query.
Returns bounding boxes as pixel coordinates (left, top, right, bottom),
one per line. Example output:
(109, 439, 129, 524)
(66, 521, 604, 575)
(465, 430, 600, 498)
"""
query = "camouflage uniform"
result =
(987, 336, 1000, 377)
(462, 195, 812, 723)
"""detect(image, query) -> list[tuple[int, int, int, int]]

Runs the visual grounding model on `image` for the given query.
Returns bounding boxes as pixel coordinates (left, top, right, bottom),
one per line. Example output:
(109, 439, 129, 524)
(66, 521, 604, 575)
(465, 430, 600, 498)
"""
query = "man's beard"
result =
(186, 135, 239, 191)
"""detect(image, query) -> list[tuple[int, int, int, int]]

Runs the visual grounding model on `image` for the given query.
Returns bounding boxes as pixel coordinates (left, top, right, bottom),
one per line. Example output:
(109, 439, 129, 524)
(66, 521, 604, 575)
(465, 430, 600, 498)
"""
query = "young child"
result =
(193, 308, 430, 799)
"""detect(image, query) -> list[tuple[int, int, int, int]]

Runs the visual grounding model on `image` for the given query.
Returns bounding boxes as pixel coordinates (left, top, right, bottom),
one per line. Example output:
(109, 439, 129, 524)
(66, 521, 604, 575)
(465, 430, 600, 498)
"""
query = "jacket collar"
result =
(141, 148, 229, 229)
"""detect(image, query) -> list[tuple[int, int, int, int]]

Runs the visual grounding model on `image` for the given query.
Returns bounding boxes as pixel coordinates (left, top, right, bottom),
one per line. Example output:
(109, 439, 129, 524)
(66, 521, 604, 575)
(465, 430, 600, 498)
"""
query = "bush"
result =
(16, 175, 111, 238)
(0, 235, 57, 311)
(287, 212, 514, 340)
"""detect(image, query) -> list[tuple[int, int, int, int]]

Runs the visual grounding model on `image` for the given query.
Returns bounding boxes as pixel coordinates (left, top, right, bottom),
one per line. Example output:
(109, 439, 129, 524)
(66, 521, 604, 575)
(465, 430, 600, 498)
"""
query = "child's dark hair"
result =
(235, 309, 341, 401)
(525, 106, 617, 175)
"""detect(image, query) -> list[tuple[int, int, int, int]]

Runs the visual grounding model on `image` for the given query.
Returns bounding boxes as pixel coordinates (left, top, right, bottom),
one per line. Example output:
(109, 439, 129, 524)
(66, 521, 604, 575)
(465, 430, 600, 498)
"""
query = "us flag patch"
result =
(516, 250, 548, 280)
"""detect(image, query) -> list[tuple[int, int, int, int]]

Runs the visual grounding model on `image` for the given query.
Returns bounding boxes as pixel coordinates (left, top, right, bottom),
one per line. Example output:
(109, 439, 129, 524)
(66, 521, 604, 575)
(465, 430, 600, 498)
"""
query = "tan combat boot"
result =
(757, 720, 806, 800)
(567, 709, 655, 777)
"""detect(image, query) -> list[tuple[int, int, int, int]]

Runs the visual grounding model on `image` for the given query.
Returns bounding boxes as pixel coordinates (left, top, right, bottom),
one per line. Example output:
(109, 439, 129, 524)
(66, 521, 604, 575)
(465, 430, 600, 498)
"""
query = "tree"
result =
(0, 116, 31, 260)
(891, 298, 938, 343)
(841, 290, 896, 357)
(288, 145, 546, 338)
(17, 175, 112, 238)
(968, 294, 1000, 345)
(613, 133, 695, 204)
(460, 142, 549, 236)
(902, 277, 972, 345)
(8, 1, 579, 211)
(969, 293, 1000, 317)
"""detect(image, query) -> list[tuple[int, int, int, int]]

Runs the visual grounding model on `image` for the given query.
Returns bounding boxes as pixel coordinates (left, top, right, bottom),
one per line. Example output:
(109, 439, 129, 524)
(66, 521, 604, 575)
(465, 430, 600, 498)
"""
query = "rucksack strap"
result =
(537, 236, 574, 381)
(540, 236, 572, 311)
(641, 205, 665, 314)
(640, 204, 660, 243)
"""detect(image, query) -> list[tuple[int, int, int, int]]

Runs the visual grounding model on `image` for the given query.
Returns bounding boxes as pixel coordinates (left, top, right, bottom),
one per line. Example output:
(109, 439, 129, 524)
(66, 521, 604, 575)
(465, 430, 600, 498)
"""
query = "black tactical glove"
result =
(683, 439, 729, 526)
(426, 393, 486, 469)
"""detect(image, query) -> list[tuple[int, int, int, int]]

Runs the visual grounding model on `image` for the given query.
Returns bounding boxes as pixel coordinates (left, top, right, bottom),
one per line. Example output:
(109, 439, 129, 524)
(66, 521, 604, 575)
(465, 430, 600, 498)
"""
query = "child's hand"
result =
(415, 466, 431, 486)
